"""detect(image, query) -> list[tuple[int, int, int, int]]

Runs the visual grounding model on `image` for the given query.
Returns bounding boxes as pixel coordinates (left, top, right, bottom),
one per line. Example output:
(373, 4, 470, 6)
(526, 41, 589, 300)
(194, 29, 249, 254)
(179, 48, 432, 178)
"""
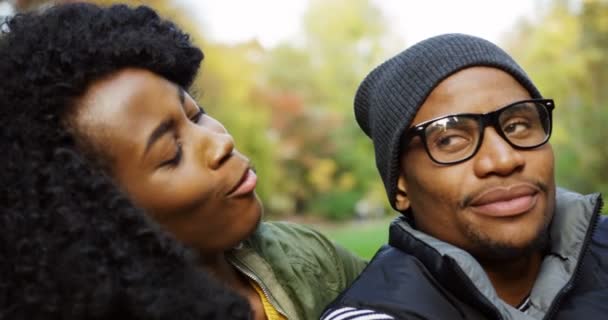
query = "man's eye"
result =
(433, 134, 469, 150)
(503, 120, 530, 135)
(159, 142, 183, 167)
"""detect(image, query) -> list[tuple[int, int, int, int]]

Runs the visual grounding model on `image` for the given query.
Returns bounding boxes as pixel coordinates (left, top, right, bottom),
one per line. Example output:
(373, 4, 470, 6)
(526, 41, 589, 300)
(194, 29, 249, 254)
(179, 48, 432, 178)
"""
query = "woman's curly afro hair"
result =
(0, 3, 250, 320)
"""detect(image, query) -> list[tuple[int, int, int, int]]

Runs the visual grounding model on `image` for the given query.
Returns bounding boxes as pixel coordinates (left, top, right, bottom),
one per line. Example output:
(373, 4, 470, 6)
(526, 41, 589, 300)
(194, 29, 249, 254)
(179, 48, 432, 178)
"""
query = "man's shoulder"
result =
(556, 187, 602, 209)
(327, 245, 469, 320)
(339, 245, 443, 297)
(560, 214, 608, 318)
(592, 215, 608, 245)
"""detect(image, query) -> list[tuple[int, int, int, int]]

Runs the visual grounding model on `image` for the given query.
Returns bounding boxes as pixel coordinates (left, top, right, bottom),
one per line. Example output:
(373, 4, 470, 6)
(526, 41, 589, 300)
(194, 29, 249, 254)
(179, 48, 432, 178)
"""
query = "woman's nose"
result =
(193, 113, 235, 169)
(207, 133, 235, 170)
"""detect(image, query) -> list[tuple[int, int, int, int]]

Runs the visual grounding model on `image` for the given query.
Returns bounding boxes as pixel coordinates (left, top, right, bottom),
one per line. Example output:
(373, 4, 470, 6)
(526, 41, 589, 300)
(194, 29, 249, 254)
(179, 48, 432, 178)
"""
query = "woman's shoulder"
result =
(246, 220, 365, 287)
(241, 221, 366, 319)
(248, 221, 337, 261)
(253, 221, 328, 242)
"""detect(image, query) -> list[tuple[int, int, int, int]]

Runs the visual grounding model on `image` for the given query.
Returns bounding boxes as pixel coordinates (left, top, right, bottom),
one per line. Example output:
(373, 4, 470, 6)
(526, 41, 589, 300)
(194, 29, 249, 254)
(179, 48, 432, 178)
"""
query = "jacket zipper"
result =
(394, 221, 504, 319)
(542, 195, 604, 319)
(450, 259, 504, 320)
(230, 260, 290, 319)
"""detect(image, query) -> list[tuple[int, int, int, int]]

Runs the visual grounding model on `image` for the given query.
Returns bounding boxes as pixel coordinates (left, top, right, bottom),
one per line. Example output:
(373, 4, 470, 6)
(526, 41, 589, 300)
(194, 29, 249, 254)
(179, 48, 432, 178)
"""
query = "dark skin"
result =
(69, 68, 267, 320)
(395, 67, 556, 306)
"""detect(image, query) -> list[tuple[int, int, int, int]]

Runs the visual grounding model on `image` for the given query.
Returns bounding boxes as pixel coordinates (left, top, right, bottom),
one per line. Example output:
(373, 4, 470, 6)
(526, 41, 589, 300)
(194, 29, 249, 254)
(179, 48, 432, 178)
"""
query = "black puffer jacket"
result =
(322, 189, 606, 320)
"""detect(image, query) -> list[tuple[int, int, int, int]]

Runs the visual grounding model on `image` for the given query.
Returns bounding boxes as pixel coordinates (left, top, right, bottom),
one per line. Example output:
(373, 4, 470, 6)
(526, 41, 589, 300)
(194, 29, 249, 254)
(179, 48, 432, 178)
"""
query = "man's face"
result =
(397, 67, 556, 261)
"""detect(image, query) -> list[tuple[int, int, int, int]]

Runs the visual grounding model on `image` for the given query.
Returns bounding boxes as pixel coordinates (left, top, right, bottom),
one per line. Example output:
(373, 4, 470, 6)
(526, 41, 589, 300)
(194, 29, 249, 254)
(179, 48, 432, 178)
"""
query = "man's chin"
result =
(467, 228, 550, 264)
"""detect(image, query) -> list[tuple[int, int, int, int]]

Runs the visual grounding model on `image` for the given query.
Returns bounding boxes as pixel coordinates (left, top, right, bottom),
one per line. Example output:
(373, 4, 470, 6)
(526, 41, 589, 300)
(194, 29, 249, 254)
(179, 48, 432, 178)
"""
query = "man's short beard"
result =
(465, 221, 550, 265)
(460, 180, 553, 264)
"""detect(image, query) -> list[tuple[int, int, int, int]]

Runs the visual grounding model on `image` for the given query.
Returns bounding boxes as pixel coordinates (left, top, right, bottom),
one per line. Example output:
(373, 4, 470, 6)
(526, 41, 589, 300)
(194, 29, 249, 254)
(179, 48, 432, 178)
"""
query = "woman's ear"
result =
(395, 174, 410, 211)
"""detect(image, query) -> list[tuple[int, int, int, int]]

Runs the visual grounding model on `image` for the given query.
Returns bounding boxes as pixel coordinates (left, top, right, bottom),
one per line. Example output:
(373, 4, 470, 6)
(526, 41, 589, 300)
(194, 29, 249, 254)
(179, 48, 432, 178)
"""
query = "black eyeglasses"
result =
(401, 99, 555, 165)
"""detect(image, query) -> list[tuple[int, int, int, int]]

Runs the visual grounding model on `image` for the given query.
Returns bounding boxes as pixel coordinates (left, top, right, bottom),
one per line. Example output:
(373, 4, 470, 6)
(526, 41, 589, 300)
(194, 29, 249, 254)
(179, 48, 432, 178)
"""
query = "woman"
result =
(0, 3, 365, 320)
(1, 132, 251, 320)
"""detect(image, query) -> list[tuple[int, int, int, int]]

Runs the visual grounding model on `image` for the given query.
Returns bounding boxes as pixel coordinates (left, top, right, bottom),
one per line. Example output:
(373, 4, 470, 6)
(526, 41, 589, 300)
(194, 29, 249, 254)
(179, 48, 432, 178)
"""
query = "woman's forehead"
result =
(75, 69, 177, 124)
(70, 69, 182, 156)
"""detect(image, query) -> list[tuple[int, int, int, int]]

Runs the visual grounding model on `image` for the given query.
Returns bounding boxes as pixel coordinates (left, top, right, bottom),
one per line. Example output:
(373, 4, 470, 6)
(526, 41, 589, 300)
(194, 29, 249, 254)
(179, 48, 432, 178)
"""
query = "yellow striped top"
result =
(249, 279, 287, 320)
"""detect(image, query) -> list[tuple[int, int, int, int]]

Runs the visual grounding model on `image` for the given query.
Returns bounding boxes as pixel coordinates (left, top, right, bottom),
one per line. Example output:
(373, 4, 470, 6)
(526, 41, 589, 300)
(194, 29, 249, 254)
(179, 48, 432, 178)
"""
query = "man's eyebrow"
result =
(144, 118, 175, 157)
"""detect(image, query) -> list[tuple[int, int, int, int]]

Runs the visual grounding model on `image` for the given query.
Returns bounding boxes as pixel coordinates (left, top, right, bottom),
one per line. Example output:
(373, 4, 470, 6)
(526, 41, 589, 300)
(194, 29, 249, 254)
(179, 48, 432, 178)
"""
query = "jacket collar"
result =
(389, 188, 602, 319)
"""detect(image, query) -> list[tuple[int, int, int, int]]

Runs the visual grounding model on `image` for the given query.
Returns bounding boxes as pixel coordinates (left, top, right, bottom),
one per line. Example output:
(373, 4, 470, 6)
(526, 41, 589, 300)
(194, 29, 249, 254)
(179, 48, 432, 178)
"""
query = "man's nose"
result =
(472, 128, 525, 178)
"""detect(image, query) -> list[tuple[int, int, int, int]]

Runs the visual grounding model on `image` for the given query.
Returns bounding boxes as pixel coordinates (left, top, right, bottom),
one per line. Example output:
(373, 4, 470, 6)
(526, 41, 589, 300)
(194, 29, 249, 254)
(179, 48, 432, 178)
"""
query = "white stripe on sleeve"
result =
(321, 307, 356, 320)
(350, 314, 395, 320)
(321, 307, 394, 320)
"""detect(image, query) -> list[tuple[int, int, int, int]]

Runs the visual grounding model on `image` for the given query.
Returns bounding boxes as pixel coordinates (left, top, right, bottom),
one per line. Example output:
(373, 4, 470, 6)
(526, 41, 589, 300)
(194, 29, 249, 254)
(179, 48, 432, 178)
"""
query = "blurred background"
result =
(2, 0, 606, 258)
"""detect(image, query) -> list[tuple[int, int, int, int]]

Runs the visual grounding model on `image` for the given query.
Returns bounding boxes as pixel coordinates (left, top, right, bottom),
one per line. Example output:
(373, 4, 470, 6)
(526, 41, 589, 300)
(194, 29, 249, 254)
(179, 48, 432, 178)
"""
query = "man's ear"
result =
(395, 174, 410, 211)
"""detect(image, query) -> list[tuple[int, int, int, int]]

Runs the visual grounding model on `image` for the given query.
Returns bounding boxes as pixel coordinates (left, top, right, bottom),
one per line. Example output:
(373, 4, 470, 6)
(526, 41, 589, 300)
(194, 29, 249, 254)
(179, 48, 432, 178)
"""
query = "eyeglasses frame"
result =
(401, 98, 555, 165)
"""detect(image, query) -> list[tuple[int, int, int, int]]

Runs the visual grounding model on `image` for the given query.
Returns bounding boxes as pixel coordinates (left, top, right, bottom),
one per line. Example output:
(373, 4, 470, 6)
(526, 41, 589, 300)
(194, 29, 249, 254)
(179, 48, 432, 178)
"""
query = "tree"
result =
(16, 0, 282, 214)
(261, 0, 401, 219)
(17, 0, 403, 219)
(507, 0, 608, 197)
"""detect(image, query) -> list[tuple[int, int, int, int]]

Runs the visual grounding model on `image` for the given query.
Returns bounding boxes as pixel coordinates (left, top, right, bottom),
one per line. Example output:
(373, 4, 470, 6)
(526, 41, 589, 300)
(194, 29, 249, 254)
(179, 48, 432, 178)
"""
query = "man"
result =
(321, 34, 607, 320)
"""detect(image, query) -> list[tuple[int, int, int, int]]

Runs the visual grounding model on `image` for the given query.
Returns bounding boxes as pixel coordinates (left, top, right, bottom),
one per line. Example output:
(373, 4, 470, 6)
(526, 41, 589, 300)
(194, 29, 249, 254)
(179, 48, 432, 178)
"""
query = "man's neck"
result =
(480, 251, 543, 307)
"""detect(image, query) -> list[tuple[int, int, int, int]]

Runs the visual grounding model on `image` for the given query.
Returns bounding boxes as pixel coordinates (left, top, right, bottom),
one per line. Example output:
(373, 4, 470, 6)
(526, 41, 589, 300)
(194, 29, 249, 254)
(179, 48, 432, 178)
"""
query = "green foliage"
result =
(196, 42, 280, 208)
(258, 0, 397, 218)
(312, 217, 395, 259)
(507, 0, 608, 198)
(310, 190, 361, 221)
(39, 0, 607, 221)
(68, 0, 395, 220)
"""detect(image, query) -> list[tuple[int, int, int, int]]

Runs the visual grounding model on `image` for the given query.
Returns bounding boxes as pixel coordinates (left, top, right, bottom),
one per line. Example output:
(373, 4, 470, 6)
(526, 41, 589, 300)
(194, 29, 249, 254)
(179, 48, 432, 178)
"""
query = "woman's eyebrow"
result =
(142, 85, 186, 159)
(144, 118, 175, 158)
(177, 85, 185, 108)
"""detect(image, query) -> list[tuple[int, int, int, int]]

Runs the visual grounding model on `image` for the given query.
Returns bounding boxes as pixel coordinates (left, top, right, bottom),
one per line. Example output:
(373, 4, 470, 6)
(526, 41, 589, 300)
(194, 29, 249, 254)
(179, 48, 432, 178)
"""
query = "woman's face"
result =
(69, 68, 262, 253)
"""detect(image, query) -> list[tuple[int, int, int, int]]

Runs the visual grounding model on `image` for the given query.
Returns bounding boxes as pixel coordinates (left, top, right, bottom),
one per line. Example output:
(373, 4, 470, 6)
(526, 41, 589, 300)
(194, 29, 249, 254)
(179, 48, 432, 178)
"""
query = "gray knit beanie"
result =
(354, 33, 542, 211)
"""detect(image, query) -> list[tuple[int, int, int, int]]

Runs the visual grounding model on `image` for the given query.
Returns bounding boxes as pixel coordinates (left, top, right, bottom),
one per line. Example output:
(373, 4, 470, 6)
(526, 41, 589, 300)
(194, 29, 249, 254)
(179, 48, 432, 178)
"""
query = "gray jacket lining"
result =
(393, 188, 601, 320)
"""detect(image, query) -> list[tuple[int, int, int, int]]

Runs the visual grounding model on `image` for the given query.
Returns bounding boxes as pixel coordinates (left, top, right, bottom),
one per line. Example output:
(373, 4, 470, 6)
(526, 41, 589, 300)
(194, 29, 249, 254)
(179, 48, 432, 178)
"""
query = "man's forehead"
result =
(410, 67, 532, 125)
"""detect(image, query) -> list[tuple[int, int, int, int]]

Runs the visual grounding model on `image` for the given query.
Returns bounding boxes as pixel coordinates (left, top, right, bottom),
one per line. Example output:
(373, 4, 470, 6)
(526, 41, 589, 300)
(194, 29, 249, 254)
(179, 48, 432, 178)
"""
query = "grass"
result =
(307, 216, 396, 260)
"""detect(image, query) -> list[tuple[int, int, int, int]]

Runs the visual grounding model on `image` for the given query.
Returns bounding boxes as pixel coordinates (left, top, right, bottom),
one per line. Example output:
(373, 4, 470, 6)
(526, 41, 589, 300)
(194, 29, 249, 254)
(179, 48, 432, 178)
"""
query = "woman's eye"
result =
(190, 107, 205, 123)
(159, 142, 183, 168)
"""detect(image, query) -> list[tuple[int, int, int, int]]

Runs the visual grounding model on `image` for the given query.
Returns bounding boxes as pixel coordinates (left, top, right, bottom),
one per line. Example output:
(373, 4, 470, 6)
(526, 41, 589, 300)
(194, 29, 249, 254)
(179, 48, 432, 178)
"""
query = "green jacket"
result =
(226, 221, 367, 320)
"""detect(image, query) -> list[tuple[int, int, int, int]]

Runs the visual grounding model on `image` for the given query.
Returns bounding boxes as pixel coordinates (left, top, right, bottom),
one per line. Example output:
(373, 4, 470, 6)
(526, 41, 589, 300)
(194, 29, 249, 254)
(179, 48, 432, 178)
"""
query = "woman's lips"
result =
(468, 184, 539, 217)
(227, 169, 257, 197)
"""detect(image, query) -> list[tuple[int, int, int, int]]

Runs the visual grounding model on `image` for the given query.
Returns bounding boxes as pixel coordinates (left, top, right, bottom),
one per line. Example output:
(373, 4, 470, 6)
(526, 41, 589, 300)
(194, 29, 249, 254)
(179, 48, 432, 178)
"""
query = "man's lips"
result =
(226, 168, 257, 197)
(468, 184, 540, 217)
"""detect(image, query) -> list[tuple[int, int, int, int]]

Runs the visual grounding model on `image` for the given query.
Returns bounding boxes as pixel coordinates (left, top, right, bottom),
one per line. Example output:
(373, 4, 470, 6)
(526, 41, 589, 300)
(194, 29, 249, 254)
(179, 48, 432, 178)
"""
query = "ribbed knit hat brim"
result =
(354, 33, 541, 211)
